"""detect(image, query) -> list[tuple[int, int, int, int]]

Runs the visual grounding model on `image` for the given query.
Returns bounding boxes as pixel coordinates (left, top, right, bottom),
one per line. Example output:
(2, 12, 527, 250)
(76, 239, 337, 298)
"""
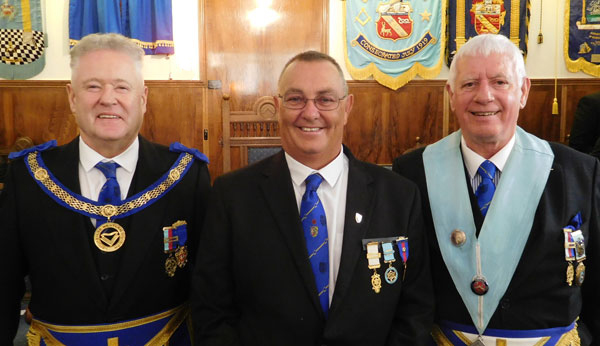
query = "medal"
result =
(575, 262, 585, 286)
(366, 242, 382, 293)
(397, 237, 409, 281)
(93, 221, 126, 252)
(382, 242, 398, 284)
(165, 256, 177, 277)
(566, 262, 574, 286)
(163, 221, 189, 276)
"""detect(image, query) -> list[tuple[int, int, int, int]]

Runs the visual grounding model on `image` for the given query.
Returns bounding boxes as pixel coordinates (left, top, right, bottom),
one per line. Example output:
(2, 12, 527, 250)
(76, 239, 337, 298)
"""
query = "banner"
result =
(69, 0, 174, 55)
(0, 0, 47, 79)
(447, 0, 529, 65)
(344, 0, 446, 90)
(565, 0, 600, 76)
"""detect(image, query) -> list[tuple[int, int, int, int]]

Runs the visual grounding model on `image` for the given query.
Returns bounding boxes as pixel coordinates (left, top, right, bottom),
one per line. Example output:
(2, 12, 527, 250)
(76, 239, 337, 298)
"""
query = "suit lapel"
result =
(46, 138, 108, 308)
(329, 148, 373, 317)
(259, 152, 324, 315)
(109, 137, 169, 307)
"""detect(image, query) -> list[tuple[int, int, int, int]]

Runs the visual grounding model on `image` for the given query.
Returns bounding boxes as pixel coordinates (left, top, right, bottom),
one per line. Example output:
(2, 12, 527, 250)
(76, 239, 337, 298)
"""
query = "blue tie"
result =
(475, 160, 497, 217)
(95, 161, 121, 226)
(300, 174, 329, 318)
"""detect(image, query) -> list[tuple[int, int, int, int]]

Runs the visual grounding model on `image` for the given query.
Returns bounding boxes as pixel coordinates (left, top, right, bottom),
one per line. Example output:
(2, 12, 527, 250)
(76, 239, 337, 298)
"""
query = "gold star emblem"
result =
(420, 10, 432, 21)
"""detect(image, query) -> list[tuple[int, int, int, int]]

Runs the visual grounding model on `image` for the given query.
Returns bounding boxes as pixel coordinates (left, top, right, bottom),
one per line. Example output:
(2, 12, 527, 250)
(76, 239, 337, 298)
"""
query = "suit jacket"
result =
(569, 91, 600, 159)
(191, 147, 434, 346)
(393, 142, 600, 344)
(0, 136, 211, 344)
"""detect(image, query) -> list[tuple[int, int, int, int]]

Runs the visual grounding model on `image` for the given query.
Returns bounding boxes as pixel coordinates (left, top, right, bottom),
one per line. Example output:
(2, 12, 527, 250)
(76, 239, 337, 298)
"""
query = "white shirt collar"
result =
(79, 137, 139, 174)
(461, 133, 515, 179)
(285, 146, 345, 189)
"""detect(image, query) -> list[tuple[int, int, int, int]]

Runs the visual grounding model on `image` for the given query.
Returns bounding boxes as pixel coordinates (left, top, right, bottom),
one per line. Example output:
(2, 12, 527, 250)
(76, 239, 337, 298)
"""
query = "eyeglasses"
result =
(278, 94, 347, 111)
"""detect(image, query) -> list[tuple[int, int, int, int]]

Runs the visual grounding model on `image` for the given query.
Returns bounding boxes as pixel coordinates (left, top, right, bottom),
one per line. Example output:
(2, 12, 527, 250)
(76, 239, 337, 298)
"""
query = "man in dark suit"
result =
(0, 33, 211, 345)
(191, 51, 433, 345)
(394, 34, 599, 344)
(569, 91, 600, 159)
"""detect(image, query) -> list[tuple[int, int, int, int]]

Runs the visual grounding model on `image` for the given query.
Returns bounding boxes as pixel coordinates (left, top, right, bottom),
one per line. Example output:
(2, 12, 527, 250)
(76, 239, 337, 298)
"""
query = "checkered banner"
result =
(447, 0, 529, 65)
(564, 0, 600, 76)
(344, 0, 446, 90)
(0, 0, 47, 79)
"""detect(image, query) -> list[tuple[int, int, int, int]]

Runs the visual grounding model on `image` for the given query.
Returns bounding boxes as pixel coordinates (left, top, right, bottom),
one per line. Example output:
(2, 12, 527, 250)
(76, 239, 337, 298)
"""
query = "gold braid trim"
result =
(431, 324, 454, 346)
(26, 305, 188, 346)
(431, 322, 580, 346)
(556, 322, 581, 346)
(27, 152, 192, 219)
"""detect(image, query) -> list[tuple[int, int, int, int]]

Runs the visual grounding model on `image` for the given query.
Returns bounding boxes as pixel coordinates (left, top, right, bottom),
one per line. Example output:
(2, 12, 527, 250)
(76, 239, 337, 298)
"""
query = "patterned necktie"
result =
(475, 160, 497, 217)
(300, 173, 329, 318)
(95, 161, 121, 226)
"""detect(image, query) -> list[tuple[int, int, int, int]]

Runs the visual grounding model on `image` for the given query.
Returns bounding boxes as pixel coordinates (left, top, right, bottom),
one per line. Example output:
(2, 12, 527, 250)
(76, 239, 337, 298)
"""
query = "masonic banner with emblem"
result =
(345, 0, 446, 90)
(0, 0, 47, 79)
(565, 0, 600, 76)
(447, 0, 529, 65)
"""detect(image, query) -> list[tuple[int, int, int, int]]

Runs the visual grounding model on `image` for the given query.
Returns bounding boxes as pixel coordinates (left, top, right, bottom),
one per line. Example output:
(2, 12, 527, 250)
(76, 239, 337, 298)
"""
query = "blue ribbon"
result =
(565, 212, 583, 230)
(169, 142, 209, 164)
(173, 223, 187, 247)
(8, 140, 56, 160)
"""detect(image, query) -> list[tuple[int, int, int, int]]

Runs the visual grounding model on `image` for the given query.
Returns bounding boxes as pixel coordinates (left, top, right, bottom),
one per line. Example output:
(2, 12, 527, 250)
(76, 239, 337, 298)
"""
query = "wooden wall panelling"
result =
(204, 0, 328, 179)
(142, 81, 204, 150)
(345, 80, 446, 164)
(518, 81, 561, 142)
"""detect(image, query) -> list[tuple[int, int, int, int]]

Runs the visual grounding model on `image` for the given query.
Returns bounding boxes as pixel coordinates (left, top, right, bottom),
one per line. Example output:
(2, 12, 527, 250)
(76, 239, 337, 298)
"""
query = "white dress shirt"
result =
(461, 134, 515, 193)
(285, 147, 349, 305)
(78, 137, 139, 226)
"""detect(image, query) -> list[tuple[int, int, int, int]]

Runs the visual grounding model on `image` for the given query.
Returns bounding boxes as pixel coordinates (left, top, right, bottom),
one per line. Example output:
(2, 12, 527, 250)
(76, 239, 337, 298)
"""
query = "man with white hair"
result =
(0, 33, 211, 345)
(394, 34, 599, 344)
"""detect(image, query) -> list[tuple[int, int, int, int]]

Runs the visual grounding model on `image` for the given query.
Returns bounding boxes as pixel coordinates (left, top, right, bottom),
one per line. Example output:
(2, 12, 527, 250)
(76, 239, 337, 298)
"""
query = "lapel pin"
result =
(355, 213, 363, 224)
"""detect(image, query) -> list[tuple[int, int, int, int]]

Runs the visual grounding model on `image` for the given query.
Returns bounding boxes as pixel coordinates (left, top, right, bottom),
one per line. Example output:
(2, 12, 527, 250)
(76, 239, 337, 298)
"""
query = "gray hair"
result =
(447, 34, 526, 92)
(69, 33, 144, 79)
(278, 50, 348, 95)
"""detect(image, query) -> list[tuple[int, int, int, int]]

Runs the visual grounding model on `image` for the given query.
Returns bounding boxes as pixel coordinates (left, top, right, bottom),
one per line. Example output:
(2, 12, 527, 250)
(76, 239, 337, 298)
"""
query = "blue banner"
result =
(565, 0, 600, 76)
(447, 0, 529, 65)
(69, 0, 174, 55)
(345, 0, 446, 90)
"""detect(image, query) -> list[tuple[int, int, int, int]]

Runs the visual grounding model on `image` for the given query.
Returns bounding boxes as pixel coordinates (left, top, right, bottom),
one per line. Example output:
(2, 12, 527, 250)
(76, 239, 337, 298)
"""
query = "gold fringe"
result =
(343, 0, 446, 90)
(563, 0, 600, 76)
(70, 38, 174, 50)
(556, 323, 581, 346)
(431, 325, 454, 346)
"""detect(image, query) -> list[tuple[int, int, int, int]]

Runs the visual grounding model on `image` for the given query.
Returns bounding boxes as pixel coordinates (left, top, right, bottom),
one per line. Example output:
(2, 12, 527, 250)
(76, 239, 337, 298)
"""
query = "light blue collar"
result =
(423, 127, 554, 334)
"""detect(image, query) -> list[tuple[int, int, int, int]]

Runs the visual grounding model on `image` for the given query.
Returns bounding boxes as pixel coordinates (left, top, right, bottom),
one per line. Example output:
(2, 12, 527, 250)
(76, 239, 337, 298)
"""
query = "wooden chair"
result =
(221, 95, 281, 173)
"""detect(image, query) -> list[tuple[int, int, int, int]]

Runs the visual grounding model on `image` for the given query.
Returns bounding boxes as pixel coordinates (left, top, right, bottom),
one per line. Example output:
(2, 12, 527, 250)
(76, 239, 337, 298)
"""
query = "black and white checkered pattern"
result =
(0, 29, 45, 65)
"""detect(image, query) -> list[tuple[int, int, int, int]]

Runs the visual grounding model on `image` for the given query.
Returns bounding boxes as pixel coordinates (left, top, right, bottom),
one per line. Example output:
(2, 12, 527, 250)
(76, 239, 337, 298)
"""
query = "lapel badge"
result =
(163, 220, 188, 277)
(382, 242, 398, 284)
(355, 213, 363, 224)
(470, 275, 489, 295)
(451, 229, 466, 247)
(366, 241, 382, 293)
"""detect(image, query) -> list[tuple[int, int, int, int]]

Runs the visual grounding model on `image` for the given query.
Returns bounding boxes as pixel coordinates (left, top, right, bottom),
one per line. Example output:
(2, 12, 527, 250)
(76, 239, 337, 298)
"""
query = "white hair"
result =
(447, 34, 526, 92)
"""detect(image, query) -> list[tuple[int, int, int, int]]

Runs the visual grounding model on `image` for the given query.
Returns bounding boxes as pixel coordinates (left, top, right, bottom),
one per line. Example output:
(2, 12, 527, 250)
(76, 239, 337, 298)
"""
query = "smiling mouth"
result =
(471, 111, 499, 116)
(300, 127, 321, 132)
(98, 114, 120, 119)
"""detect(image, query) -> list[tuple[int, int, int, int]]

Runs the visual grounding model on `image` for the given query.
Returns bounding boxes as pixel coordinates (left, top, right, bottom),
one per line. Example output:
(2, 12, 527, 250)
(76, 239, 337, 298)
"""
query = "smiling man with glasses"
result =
(191, 50, 434, 345)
